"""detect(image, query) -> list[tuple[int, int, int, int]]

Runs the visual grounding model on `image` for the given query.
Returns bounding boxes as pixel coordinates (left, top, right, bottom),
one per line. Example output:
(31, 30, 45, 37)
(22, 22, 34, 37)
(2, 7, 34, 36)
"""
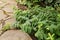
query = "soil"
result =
(30, 35, 37, 40)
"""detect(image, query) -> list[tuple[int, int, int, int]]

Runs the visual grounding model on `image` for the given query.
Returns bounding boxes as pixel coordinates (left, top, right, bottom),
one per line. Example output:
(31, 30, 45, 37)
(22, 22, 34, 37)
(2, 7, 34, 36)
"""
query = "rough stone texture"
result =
(0, 10, 6, 19)
(0, 0, 17, 36)
(0, 0, 16, 30)
(0, 30, 32, 40)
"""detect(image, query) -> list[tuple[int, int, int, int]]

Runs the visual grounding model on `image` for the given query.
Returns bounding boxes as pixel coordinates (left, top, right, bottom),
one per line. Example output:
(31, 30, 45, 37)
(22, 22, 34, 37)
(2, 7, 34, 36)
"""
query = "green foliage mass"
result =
(14, 0, 60, 40)
(14, 6, 60, 40)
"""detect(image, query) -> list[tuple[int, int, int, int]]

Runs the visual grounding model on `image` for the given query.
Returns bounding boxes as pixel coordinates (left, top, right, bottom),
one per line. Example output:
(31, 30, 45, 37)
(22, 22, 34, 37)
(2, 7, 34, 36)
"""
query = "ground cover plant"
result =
(14, 0, 60, 40)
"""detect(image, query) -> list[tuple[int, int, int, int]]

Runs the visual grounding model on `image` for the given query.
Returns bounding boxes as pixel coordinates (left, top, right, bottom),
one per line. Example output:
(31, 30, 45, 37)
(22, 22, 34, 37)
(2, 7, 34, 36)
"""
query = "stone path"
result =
(0, 0, 32, 40)
(0, 0, 17, 30)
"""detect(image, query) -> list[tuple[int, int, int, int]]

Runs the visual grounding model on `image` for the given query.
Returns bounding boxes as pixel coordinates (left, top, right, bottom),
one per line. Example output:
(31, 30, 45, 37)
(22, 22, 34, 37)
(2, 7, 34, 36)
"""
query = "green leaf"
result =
(56, 38, 60, 40)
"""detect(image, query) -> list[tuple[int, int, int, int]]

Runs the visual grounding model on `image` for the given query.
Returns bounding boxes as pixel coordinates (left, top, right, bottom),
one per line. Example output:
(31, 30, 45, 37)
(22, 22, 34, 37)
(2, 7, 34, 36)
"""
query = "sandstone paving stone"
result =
(0, 0, 17, 29)
(0, 1, 17, 37)
(0, 30, 32, 40)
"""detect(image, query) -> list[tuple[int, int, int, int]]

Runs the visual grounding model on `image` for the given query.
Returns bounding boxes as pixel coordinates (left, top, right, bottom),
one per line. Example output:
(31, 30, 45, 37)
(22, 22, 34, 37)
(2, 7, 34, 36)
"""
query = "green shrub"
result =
(14, 5, 60, 40)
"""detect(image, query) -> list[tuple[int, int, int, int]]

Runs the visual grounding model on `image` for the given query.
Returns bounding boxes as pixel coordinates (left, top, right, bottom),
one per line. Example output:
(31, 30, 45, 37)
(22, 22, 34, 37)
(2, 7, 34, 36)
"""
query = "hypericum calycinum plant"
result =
(14, 5, 60, 40)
